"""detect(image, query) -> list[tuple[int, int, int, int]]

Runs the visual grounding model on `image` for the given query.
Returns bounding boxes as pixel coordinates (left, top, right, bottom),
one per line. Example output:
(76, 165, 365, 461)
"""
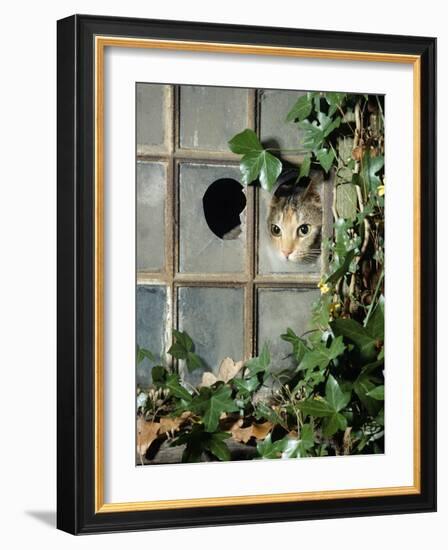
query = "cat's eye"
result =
(298, 224, 310, 236)
(270, 224, 281, 237)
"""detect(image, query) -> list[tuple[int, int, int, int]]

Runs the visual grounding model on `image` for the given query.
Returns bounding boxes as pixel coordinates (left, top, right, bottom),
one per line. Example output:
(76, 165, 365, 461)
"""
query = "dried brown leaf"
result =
(200, 372, 218, 387)
(230, 420, 273, 444)
(136, 417, 160, 463)
(200, 357, 243, 387)
(159, 417, 183, 436)
(217, 357, 244, 383)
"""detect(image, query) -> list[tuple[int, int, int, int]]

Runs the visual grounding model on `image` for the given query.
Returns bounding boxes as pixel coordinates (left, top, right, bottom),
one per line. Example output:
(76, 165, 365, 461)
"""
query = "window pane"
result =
(137, 161, 166, 272)
(179, 86, 249, 151)
(259, 89, 306, 151)
(179, 163, 246, 273)
(178, 287, 245, 385)
(136, 285, 167, 386)
(136, 83, 171, 154)
(258, 188, 321, 274)
(257, 288, 319, 372)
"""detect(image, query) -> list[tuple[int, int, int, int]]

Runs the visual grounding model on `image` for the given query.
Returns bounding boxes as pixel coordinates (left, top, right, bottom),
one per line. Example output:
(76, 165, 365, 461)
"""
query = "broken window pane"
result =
(257, 288, 319, 373)
(136, 285, 167, 387)
(178, 286, 245, 385)
(137, 161, 166, 272)
(178, 163, 246, 273)
(179, 86, 249, 151)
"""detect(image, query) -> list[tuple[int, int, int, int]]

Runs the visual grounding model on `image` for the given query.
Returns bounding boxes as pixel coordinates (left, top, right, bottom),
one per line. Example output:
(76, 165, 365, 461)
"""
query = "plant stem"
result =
(363, 269, 384, 327)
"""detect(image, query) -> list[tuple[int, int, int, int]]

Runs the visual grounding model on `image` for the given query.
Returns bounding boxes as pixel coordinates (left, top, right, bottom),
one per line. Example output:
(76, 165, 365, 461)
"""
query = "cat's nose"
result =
(282, 249, 293, 259)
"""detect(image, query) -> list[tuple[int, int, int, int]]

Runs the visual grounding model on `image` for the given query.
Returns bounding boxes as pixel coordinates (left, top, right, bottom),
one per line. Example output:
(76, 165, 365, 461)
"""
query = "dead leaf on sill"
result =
(159, 417, 184, 439)
(200, 357, 244, 387)
(137, 417, 160, 464)
(230, 419, 273, 444)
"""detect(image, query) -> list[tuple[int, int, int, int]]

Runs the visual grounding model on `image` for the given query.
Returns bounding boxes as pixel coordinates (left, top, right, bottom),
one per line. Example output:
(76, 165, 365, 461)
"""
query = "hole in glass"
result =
(202, 178, 246, 240)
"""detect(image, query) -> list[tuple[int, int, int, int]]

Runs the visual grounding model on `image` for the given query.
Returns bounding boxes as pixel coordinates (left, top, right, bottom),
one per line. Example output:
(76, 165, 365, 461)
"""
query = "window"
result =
(136, 84, 332, 387)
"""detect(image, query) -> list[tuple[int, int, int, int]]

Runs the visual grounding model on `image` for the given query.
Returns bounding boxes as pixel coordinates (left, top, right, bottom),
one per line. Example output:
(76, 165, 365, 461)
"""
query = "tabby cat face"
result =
(267, 179, 322, 264)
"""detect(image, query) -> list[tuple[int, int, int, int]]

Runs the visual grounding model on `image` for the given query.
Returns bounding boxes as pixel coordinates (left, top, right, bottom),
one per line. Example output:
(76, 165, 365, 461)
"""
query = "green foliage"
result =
(189, 385, 239, 432)
(168, 329, 205, 372)
(286, 94, 313, 122)
(165, 373, 193, 402)
(257, 424, 315, 459)
(171, 424, 231, 462)
(136, 345, 156, 365)
(228, 129, 282, 192)
(298, 336, 345, 372)
(245, 343, 270, 376)
(331, 317, 381, 362)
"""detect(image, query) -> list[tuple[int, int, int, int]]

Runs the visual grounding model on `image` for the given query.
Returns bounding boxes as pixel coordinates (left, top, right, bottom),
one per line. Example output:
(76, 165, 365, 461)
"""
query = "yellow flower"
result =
(329, 302, 342, 315)
(318, 281, 330, 295)
(377, 185, 385, 197)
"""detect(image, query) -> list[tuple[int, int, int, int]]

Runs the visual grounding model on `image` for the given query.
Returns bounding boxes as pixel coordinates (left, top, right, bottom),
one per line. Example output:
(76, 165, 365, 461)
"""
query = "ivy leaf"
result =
(136, 345, 156, 365)
(331, 318, 378, 362)
(168, 330, 205, 372)
(298, 336, 345, 372)
(315, 147, 335, 173)
(186, 351, 204, 372)
(297, 114, 341, 151)
(324, 92, 347, 116)
(257, 434, 291, 459)
(168, 329, 193, 359)
(325, 249, 356, 285)
(165, 373, 192, 402)
(297, 119, 325, 150)
(254, 402, 287, 429)
(286, 94, 313, 122)
(325, 374, 351, 412)
(298, 154, 311, 181)
(233, 376, 260, 396)
(323, 115, 342, 138)
(361, 151, 384, 194)
(323, 412, 347, 437)
(172, 424, 231, 463)
(281, 328, 308, 363)
(240, 150, 282, 192)
(366, 385, 384, 400)
(366, 298, 384, 340)
(151, 365, 167, 385)
(297, 398, 334, 417)
(354, 371, 383, 416)
(204, 432, 232, 461)
(245, 343, 270, 376)
(191, 385, 239, 432)
(228, 129, 262, 154)
(296, 423, 315, 457)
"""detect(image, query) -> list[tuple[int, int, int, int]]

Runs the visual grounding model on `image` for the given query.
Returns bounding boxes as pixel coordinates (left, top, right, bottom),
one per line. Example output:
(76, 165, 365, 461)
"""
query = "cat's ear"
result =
(301, 171, 323, 204)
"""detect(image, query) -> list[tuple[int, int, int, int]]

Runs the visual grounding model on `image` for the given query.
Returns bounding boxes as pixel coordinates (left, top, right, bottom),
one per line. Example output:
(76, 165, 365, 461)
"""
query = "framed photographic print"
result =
(57, 14, 436, 534)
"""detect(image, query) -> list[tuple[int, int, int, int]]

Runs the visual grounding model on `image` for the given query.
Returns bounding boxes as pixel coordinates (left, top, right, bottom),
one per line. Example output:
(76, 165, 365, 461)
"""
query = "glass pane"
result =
(178, 286, 245, 385)
(137, 161, 166, 272)
(136, 285, 167, 387)
(258, 187, 322, 274)
(259, 88, 307, 151)
(257, 288, 319, 373)
(136, 83, 171, 154)
(179, 163, 246, 273)
(179, 85, 249, 151)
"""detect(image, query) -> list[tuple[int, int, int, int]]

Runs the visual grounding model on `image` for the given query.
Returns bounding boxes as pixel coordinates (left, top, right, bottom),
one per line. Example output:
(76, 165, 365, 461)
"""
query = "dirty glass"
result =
(137, 161, 166, 272)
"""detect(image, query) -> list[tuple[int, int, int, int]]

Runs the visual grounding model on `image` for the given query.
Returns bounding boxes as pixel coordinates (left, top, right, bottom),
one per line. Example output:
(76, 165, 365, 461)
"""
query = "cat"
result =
(266, 169, 323, 266)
